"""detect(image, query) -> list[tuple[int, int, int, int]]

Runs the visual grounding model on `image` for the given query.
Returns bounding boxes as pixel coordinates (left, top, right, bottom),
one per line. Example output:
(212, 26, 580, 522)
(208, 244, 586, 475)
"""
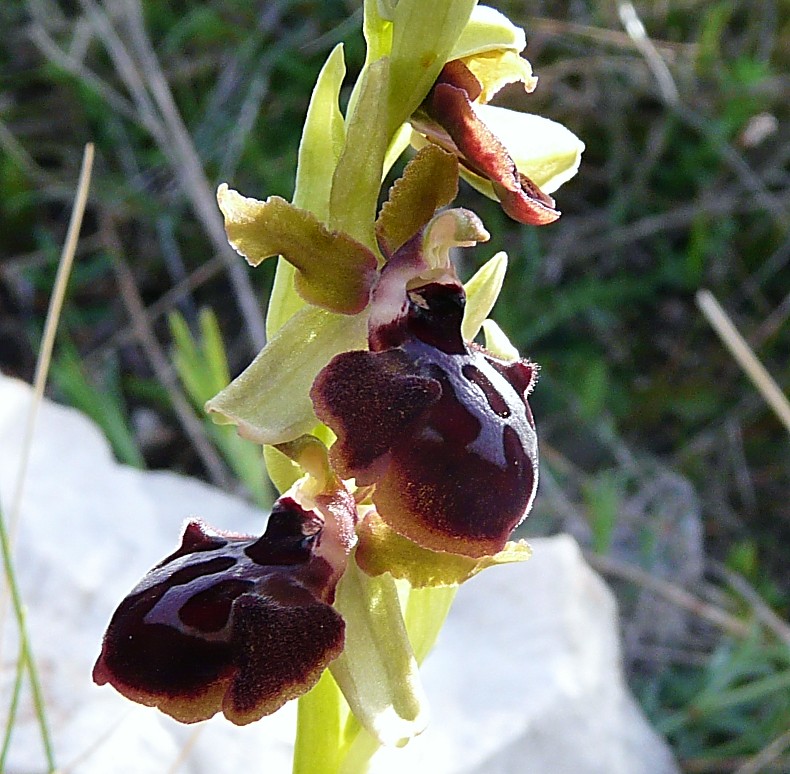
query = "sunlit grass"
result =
(0, 142, 94, 774)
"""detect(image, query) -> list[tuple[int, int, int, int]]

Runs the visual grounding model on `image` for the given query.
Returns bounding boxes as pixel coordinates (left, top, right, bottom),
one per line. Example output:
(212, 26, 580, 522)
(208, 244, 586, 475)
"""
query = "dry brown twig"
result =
(584, 551, 751, 639)
(83, 257, 225, 368)
(101, 215, 232, 489)
(733, 729, 790, 774)
(709, 561, 790, 648)
(26, 0, 268, 352)
(696, 290, 790, 435)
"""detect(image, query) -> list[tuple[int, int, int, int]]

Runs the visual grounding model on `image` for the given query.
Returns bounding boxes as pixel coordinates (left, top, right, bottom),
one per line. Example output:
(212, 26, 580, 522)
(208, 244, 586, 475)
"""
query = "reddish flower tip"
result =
(412, 61, 560, 226)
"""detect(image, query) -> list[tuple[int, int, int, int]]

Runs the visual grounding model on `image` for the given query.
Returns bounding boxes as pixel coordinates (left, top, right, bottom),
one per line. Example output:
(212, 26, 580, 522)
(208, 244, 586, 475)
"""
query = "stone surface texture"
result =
(0, 373, 678, 773)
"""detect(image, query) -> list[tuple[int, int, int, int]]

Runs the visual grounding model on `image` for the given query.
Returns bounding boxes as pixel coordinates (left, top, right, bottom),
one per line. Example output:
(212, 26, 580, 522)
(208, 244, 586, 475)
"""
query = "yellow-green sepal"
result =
(217, 187, 377, 314)
(330, 58, 390, 250)
(205, 305, 367, 445)
(294, 44, 347, 219)
(355, 510, 532, 587)
(269, 44, 348, 336)
(450, 4, 526, 59)
(330, 556, 428, 747)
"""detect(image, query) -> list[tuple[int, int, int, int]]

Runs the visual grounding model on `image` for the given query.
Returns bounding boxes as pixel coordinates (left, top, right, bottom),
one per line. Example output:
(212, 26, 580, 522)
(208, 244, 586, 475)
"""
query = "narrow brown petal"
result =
(375, 145, 459, 258)
(426, 81, 559, 225)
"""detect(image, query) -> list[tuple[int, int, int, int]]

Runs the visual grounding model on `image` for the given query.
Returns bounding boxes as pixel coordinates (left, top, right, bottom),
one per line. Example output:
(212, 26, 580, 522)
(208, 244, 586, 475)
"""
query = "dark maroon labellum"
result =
(312, 263, 538, 559)
(93, 494, 351, 725)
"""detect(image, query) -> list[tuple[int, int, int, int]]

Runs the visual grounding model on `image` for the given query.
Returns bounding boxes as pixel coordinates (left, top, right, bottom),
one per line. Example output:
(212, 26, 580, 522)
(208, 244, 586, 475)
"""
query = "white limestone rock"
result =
(0, 373, 677, 773)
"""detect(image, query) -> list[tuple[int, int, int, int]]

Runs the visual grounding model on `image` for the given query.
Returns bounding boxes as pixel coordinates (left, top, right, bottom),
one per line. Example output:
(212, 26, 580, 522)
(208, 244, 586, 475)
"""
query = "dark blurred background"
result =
(1, 2, 788, 770)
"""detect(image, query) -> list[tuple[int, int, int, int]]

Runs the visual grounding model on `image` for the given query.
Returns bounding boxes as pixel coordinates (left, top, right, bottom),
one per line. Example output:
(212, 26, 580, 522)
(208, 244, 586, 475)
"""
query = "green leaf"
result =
(583, 471, 622, 555)
(50, 346, 144, 468)
(169, 310, 230, 404)
(169, 309, 272, 507)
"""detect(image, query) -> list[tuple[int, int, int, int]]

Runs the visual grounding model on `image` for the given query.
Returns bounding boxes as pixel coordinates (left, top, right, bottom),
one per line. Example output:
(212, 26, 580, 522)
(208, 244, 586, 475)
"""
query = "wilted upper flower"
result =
(93, 470, 356, 725)
(409, 5, 584, 225)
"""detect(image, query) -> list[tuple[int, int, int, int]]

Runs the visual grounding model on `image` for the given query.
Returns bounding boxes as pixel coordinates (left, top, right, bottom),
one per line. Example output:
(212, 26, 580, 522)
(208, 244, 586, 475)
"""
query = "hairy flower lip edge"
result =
(93, 479, 357, 726)
(311, 223, 540, 561)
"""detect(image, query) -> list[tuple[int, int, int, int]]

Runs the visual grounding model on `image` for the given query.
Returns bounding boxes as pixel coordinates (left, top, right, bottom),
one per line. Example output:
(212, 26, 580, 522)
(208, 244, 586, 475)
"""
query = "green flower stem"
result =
(338, 721, 381, 774)
(293, 572, 446, 774)
(292, 669, 345, 774)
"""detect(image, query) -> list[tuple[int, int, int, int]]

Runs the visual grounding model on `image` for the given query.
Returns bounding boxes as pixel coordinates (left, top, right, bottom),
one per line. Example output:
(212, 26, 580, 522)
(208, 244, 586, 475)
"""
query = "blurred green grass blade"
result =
(0, 649, 24, 768)
(169, 309, 272, 508)
(583, 471, 621, 555)
(49, 345, 145, 469)
(0, 500, 56, 771)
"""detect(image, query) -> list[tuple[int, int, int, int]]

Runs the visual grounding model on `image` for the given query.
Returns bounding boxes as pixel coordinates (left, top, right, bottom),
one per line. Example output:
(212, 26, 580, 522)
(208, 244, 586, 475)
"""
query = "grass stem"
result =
(697, 289, 790, 435)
